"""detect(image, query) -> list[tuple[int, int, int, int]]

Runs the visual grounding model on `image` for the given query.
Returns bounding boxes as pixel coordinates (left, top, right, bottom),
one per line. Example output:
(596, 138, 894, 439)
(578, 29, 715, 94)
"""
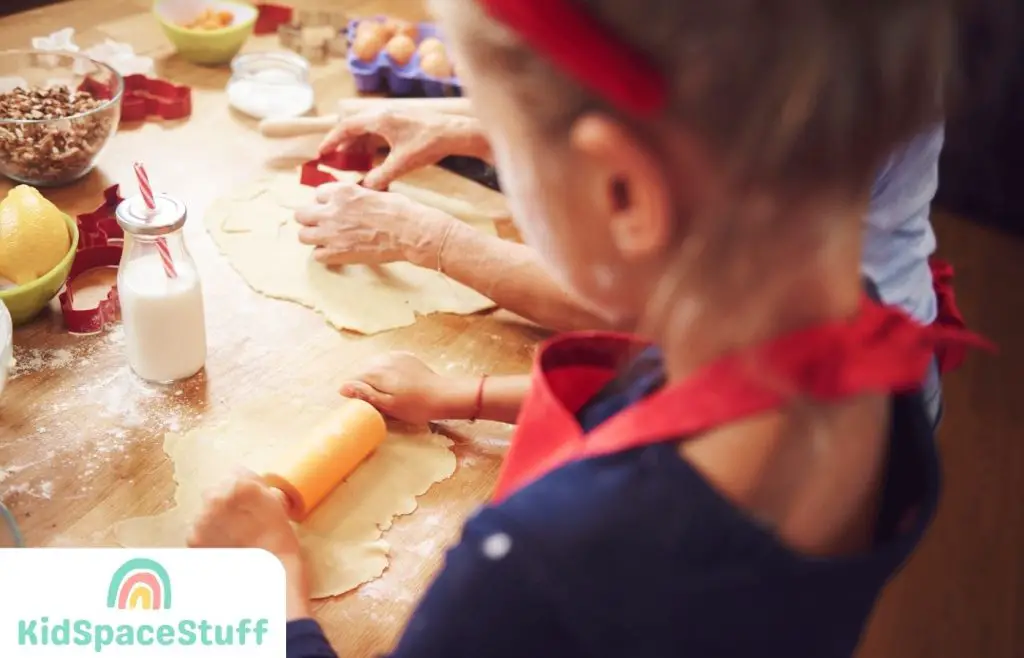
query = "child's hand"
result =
(188, 470, 313, 620)
(339, 352, 459, 424)
(187, 469, 301, 561)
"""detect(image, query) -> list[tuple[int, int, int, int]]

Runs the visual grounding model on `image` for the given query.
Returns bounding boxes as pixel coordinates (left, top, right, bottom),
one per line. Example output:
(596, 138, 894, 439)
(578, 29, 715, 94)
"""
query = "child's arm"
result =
(287, 620, 338, 658)
(384, 507, 565, 656)
(339, 353, 530, 425)
(191, 476, 561, 657)
(284, 507, 562, 658)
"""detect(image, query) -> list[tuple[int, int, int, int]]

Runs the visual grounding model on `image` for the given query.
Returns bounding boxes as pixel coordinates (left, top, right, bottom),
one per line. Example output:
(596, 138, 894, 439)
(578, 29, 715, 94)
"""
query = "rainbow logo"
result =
(106, 558, 172, 611)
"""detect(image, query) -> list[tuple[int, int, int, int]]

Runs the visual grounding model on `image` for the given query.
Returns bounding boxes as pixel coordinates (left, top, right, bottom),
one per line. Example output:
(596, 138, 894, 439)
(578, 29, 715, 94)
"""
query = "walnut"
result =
(0, 85, 116, 186)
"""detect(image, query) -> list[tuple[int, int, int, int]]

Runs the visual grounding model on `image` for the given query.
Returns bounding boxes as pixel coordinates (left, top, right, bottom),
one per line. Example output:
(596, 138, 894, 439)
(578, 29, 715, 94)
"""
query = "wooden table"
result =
(0, 1, 542, 654)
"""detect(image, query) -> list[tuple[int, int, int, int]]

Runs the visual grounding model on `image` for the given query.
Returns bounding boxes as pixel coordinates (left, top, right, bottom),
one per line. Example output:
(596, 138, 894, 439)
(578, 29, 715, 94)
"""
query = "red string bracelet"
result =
(469, 374, 489, 423)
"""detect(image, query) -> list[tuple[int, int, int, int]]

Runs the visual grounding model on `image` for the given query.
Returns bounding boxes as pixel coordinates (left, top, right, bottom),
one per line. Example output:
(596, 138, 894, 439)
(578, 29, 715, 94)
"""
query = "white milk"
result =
(119, 253, 207, 383)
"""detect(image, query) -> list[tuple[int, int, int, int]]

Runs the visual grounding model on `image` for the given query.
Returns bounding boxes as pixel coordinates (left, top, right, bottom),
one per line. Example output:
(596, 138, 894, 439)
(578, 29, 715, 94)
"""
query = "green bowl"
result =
(155, 0, 258, 66)
(0, 214, 80, 325)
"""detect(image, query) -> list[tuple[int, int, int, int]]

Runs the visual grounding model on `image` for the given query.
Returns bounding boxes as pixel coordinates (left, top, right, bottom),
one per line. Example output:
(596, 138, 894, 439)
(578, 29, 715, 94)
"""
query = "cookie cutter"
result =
(294, 8, 350, 29)
(278, 26, 329, 63)
(255, 3, 294, 35)
(120, 75, 192, 122)
(58, 184, 124, 334)
(278, 9, 348, 62)
(299, 149, 374, 187)
(80, 74, 192, 123)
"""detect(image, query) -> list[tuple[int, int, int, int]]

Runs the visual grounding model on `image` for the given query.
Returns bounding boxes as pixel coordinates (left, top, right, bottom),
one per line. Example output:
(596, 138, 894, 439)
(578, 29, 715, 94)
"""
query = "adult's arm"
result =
(424, 217, 607, 332)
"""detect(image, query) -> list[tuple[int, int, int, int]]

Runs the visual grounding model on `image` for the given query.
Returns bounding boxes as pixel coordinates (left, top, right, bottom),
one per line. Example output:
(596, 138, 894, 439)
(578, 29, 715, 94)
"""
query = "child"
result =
(189, 1, 986, 657)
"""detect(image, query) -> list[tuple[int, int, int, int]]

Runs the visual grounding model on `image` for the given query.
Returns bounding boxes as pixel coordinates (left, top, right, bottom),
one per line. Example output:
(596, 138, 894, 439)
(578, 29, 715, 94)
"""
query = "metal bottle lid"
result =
(115, 194, 187, 236)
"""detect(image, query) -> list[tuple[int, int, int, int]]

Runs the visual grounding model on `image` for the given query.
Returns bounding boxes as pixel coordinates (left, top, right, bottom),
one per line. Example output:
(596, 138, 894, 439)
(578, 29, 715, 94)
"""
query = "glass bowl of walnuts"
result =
(0, 50, 123, 187)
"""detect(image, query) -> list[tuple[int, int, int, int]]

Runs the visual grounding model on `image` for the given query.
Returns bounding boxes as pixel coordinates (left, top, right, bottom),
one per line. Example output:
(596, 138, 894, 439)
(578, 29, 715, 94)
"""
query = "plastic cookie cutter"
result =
(58, 185, 125, 334)
(80, 74, 192, 123)
(255, 3, 294, 35)
(277, 9, 349, 62)
(299, 149, 374, 188)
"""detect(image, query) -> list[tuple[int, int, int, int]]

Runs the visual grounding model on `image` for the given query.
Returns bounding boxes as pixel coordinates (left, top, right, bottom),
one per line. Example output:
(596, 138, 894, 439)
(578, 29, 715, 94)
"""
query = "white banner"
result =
(0, 549, 286, 657)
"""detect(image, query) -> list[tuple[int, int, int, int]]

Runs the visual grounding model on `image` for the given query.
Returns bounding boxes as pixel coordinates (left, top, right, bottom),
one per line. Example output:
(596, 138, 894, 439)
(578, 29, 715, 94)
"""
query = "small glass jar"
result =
(115, 194, 207, 384)
(227, 51, 316, 120)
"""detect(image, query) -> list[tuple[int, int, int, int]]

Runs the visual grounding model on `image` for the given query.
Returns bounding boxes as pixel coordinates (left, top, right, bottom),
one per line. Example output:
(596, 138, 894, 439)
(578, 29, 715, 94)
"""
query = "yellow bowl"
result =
(0, 214, 80, 326)
(154, 0, 258, 66)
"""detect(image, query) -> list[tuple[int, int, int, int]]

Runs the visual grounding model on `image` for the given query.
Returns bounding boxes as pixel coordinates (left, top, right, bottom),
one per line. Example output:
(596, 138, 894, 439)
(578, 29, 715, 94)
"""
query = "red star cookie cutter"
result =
(58, 185, 125, 334)
(80, 75, 192, 124)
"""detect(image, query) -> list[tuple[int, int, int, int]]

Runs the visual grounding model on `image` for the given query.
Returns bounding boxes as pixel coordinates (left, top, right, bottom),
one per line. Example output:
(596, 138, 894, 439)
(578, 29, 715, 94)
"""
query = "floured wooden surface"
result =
(113, 398, 458, 599)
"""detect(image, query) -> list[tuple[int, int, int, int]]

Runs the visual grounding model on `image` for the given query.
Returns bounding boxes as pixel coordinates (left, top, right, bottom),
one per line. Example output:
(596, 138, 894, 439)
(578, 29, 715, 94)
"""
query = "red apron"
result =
(493, 293, 992, 503)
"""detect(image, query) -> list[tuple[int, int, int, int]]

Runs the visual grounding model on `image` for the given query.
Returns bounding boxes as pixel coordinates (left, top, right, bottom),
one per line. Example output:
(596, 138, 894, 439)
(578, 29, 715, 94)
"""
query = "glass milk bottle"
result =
(115, 194, 207, 383)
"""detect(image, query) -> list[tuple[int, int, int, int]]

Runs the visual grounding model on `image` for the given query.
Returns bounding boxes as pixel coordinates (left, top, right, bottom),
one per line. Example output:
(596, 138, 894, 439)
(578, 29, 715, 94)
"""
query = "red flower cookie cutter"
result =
(58, 185, 125, 334)
(256, 3, 294, 35)
(299, 149, 374, 187)
(80, 75, 192, 124)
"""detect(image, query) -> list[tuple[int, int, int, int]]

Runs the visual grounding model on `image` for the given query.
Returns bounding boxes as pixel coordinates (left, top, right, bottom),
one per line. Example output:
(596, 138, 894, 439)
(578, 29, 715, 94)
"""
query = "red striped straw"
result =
(133, 162, 177, 279)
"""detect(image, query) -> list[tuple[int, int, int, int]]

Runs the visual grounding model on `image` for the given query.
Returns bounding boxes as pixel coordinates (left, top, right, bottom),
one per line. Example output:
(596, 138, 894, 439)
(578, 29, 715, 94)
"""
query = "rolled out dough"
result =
(205, 170, 497, 334)
(113, 399, 457, 599)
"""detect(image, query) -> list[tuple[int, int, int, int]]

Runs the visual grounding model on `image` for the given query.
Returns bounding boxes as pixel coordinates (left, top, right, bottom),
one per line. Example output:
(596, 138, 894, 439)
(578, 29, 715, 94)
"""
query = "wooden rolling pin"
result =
(262, 398, 387, 522)
(259, 97, 473, 138)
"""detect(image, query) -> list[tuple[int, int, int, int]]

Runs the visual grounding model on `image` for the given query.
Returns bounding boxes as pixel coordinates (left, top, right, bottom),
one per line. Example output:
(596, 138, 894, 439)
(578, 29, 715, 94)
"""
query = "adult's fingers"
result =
(318, 113, 385, 155)
(298, 225, 334, 247)
(294, 205, 327, 226)
(361, 153, 412, 190)
(311, 246, 391, 266)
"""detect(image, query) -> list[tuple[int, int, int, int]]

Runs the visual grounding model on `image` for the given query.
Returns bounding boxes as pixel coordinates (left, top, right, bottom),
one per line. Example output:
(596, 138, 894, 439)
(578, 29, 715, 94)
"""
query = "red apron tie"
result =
(928, 257, 977, 373)
(494, 296, 992, 503)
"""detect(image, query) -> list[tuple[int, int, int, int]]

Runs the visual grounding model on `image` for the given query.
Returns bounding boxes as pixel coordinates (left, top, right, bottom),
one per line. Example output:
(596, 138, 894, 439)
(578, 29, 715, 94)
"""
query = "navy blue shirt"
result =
(287, 343, 939, 658)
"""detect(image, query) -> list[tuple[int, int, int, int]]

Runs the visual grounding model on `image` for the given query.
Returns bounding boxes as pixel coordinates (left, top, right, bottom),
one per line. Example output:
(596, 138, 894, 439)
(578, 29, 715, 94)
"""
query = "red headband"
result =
(477, 0, 669, 117)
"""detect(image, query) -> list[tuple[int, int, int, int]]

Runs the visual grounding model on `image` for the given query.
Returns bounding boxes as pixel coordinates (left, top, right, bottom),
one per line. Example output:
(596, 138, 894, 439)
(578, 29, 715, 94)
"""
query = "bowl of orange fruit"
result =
(154, 0, 258, 66)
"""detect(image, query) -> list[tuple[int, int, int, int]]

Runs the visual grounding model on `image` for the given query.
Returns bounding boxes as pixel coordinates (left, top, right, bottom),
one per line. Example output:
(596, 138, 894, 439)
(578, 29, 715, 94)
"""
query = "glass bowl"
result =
(0, 299, 10, 398)
(0, 49, 124, 187)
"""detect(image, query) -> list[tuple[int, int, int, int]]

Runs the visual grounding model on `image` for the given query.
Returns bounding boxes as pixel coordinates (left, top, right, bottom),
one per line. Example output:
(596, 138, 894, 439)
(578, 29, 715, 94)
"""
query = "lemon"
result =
(0, 185, 71, 285)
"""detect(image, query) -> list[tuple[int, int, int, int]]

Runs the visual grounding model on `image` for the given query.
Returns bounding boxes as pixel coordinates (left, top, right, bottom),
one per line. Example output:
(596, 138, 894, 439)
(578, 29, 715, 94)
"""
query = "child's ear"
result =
(569, 114, 672, 261)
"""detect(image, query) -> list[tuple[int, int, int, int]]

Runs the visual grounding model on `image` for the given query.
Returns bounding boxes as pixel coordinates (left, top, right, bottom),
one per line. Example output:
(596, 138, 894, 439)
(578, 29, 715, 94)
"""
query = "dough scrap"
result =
(113, 399, 457, 599)
(205, 170, 497, 334)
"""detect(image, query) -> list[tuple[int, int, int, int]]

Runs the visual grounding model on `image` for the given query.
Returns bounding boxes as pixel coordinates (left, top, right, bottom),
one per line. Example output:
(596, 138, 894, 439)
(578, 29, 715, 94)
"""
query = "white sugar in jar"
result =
(227, 51, 316, 120)
(115, 194, 207, 383)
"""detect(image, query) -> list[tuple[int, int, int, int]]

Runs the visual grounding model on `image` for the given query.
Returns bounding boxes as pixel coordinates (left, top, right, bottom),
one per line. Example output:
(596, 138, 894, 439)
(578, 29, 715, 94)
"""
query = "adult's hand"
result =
(318, 109, 490, 190)
(294, 179, 456, 267)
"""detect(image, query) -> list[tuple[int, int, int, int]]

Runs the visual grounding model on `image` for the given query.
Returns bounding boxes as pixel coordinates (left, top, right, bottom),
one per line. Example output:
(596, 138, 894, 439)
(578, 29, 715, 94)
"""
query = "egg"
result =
(417, 37, 446, 58)
(394, 20, 419, 40)
(385, 35, 416, 66)
(352, 29, 387, 63)
(420, 50, 453, 79)
(380, 19, 398, 39)
(356, 20, 382, 39)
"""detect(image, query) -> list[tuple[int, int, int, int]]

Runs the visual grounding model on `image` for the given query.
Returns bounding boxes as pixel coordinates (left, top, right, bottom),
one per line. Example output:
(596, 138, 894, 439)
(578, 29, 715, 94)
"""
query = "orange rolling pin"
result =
(262, 398, 387, 522)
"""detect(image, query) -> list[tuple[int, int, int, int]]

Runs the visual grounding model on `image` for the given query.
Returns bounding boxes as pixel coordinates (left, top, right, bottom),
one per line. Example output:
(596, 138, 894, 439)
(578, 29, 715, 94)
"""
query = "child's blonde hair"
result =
(434, 0, 951, 198)
(434, 0, 953, 352)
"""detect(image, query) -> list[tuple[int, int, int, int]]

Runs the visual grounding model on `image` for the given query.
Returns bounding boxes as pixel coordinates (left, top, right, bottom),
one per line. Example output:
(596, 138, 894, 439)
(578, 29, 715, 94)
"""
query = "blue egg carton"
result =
(346, 18, 462, 98)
